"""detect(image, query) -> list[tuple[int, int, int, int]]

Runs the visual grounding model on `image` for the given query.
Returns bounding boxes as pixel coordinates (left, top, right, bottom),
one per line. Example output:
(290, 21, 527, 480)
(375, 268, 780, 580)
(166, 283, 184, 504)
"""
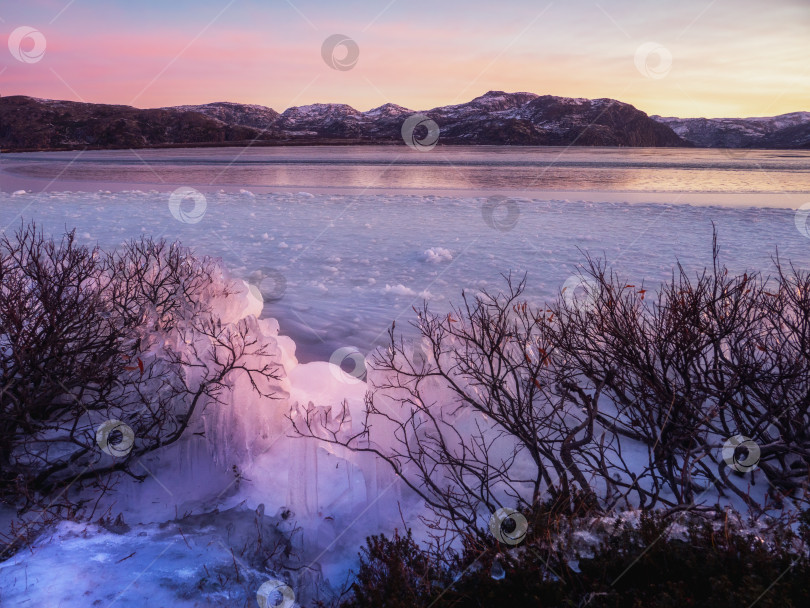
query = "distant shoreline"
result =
(0, 140, 409, 154)
(3, 141, 807, 154)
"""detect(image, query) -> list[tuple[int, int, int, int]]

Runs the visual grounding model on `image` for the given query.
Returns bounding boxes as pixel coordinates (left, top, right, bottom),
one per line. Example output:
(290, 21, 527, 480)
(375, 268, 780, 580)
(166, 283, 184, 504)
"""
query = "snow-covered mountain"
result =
(424, 92, 685, 146)
(651, 112, 810, 148)
(2, 91, 806, 151)
(164, 101, 280, 129)
(264, 91, 686, 146)
(274, 103, 365, 137)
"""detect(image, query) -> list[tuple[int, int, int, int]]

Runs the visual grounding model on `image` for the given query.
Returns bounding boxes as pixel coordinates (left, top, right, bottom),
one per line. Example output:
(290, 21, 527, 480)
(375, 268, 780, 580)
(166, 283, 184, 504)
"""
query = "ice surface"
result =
(1, 189, 808, 367)
(0, 505, 334, 607)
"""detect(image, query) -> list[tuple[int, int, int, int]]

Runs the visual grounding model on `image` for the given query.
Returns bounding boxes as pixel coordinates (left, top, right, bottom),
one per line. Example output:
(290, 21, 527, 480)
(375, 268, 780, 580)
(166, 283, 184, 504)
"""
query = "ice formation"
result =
(0, 264, 409, 607)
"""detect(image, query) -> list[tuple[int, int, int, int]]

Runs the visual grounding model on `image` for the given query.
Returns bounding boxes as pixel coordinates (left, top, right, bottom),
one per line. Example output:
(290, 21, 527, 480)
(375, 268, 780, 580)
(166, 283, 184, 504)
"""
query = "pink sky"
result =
(1, 0, 808, 117)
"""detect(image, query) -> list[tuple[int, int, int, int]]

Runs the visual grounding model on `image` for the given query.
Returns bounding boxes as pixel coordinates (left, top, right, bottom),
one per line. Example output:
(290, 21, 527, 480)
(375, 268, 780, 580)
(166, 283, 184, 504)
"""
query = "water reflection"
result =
(2, 145, 809, 194)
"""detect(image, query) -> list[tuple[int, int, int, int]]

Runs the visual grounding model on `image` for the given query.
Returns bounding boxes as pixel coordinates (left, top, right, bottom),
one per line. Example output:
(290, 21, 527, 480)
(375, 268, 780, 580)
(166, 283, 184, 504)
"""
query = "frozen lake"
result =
(2, 145, 809, 363)
(2, 145, 810, 606)
(3, 145, 810, 198)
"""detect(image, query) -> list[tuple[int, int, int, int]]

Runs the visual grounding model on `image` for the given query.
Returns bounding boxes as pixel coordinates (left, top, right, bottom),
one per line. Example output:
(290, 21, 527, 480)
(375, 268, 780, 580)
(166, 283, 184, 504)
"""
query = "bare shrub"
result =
(0, 222, 281, 538)
(293, 274, 611, 540)
(293, 234, 810, 542)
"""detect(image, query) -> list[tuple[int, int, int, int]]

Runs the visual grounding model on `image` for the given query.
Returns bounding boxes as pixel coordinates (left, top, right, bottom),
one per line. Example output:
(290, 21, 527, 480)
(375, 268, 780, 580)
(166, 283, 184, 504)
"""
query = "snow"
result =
(383, 283, 435, 298)
(1, 188, 810, 605)
(363, 103, 412, 117)
(0, 506, 326, 607)
(656, 111, 810, 129)
(280, 104, 359, 120)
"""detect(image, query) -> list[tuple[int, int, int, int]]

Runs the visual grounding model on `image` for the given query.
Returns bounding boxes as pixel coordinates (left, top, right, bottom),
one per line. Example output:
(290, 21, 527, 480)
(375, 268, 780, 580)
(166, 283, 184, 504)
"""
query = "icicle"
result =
(490, 556, 506, 580)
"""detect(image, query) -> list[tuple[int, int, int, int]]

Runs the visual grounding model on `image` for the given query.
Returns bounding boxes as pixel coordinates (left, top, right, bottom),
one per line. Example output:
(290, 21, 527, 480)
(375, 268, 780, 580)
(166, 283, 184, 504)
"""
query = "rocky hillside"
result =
(0, 90, 753, 151)
(164, 101, 280, 129)
(428, 93, 686, 146)
(652, 112, 810, 149)
(0, 96, 268, 150)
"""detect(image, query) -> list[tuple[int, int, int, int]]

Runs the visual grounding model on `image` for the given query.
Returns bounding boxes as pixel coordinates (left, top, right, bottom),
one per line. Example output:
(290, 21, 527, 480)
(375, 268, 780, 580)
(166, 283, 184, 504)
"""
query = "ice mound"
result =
(383, 283, 435, 298)
(2, 264, 405, 605)
(420, 247, 454, 263)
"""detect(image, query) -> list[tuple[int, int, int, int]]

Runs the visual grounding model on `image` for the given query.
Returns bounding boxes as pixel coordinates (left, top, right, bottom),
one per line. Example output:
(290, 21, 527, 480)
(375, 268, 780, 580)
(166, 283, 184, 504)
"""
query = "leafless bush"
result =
(546, 241, 736, 508)
(702, 255, 810, 507)
(293, 274, 612, 540)
(0, 222, 281, 530)
(293, 233, 810, 541)
(105, 235, 229, 332)
(558, 236, 810, 511)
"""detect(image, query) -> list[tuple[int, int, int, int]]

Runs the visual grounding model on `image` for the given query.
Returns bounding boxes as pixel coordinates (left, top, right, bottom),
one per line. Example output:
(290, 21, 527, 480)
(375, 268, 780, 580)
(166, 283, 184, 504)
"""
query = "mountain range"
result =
(1, 91, 808, 151)
(652, 112, 810, 149)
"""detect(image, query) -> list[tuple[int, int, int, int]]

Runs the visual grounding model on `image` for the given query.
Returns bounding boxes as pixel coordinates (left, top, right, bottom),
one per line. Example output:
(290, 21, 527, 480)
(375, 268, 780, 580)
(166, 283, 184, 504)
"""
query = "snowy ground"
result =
(1, 189, 810, 606)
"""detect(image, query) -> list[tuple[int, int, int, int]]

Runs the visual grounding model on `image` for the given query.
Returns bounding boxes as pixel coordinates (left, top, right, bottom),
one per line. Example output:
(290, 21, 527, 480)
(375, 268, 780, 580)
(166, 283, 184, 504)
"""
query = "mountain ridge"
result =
(1, 91, 807, 151)
(651, 112, 810, 149)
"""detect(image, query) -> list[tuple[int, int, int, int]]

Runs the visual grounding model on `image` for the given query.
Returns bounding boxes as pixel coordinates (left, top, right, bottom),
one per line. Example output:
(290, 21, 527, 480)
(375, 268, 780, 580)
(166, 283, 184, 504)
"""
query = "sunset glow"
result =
(1, 0, 807, 118)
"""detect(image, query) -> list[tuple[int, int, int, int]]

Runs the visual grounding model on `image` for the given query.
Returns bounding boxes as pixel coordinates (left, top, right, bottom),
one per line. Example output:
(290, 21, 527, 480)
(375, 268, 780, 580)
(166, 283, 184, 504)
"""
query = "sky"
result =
(0, 0, 808, 118)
